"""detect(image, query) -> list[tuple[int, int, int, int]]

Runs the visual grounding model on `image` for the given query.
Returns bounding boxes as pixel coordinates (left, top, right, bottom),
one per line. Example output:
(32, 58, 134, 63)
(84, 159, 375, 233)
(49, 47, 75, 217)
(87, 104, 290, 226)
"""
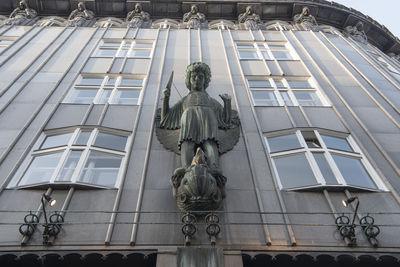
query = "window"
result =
(64, 75, 144, 105)
(236, 42, 296, 60)
(265, 129, 386, 191)
(10, 128, 130, 188)
(93, 39, 153, 58)
(366, 48, 400, 81)
(0, 26, 29, 52)
(247, 77, 327, 106)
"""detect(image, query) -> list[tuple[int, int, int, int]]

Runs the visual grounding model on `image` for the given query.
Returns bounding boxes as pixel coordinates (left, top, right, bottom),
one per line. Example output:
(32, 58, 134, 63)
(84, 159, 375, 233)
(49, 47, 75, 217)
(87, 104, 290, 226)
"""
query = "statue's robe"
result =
(160, 91, 230, 149)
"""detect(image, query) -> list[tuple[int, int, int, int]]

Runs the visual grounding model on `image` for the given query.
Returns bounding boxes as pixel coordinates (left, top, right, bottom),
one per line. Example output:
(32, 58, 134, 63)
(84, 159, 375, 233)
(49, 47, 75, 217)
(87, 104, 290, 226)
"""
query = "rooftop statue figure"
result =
(156, 62, 240, 212)
(67, 2, 95, 27)
(183, 5, 206, 29)
(238, 6, 262, 30)
(4, 0, 37, 25)
(293, 7, 319, 31)
(126, 3, 151, 28)
(345, 21, 368, 44)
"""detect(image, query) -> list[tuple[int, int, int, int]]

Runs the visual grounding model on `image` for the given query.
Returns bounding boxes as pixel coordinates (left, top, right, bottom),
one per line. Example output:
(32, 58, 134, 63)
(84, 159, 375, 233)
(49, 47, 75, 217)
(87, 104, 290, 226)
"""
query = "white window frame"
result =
(236, 41, 299, 61)
(9, 127, 131, 189)
(63, 74, 146, 105)
(92, 39, 154, 59)
(247, 77, 329, 107)
(264, 129, 387, 191)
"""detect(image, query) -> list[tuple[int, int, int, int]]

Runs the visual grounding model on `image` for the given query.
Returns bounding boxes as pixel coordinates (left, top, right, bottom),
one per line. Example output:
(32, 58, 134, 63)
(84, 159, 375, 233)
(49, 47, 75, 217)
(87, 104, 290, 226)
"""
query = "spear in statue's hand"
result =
(163, 71, 174, 99)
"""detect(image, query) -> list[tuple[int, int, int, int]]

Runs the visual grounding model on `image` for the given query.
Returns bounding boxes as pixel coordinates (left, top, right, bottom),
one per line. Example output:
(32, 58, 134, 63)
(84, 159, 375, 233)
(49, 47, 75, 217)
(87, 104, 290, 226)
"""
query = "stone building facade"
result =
(0, 0, 400, 266)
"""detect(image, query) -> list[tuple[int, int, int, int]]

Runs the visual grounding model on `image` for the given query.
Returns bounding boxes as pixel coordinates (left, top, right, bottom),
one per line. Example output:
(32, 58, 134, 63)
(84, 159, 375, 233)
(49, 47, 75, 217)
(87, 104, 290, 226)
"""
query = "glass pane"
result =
(293, 91, 323, 106)
(267, 134, 302, 152)
(274, 154, 317, 188)
(272, 51, 292, 59)
(74, 131, 92, 145)
(332, 155, 376, 189)
(313, 153, 338, 185)
(113, 90, 140, 105)
(134, 42, 153, 48)
(97, 89, 112, 104)
(0, 40, 14, 45)
(19, 153, 63, 186)
(237, 44, 254, 49)
(77, 77, 103, 86)
(239, 51, 258, 59)
(251, 91, 279, 106)
(95, 48, 117, 57)
(268, 44, 286, 49)
(119, 78, 143, 87)
(262, 51, 270, 60)
(105, 78, 116, 87)
(41, 133, 73, 149)
(321, 135, 353, 152)
(94, 132, 127, 151)
(128, 49, 151, 58)
(56, 151, 82, 181)
(78, 151, 122, 187)
(100, 42, 120, 48)
(248, 80, 271, 88)
(118, 49, 128, 57)
(287, 80, 312, 88)
(280, 91, 293, 106)
(68, 89, 97, 104)
(274, 80, 286, 88)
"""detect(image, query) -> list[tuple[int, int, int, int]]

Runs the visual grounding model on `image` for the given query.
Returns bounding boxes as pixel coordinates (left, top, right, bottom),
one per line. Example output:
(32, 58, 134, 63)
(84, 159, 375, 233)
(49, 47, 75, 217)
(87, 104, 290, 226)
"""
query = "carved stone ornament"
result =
(183, 5, 206, 29)
(238, 6, 262, 30)
(4, 0, 37, 25)
(293, 6, 320, 31)
(66, 2, 95, 27)
(155, 62, 240, 212)
(344, 21, 368, 44)
(126, 3, 151, 28)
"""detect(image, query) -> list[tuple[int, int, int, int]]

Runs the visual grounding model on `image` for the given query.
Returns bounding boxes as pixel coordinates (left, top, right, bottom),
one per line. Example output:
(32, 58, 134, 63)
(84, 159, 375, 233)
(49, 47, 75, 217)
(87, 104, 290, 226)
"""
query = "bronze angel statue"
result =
(156, 62, 240, 211)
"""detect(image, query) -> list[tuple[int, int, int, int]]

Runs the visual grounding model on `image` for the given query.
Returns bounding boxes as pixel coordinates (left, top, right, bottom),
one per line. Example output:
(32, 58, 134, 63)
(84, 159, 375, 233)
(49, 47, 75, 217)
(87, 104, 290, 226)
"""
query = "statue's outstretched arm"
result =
(161, 72, 174, 121)
(68, 10, 77, 20)
(9, 8, 18, 19)
(219, 94, 232, 125)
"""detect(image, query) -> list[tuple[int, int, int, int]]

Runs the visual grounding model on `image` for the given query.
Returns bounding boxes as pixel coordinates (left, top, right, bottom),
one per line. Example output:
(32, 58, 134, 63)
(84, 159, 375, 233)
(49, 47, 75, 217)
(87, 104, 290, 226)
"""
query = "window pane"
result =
(135, 42, 153, 48)
(272, 51, 292, 59)
(274, 154, 317, 188)
(119, 78, 143, 87)
(274, 80, 286, 88)
(0, 40, 14, 45)
(332, 155, 376, 189)
(267, 134, 301, 152)
(239, 51, 258, 59)
(129, 49, 151, 58)
(248, 80, 271, 88)
(113, 90, 140, 105)
(321, 135, 353, 152)
(100, 41, 120, 48)
(287, 80, 312, 88)
(41, 133, 73, 149)
(313, 153, 338, 185)
(68, 89, 97, 104)
(95, 48, 117, 57)
(78, 151, 122, 187)
(77, 77, 103, 86)
(251, 91, 278, 106)
(118, 49, 128, 57)
(97, 89, 112, 104)
(74, 131, 92, 146)
(262, 51, 270, 60)
(268, 44, 286, 49)
(105, 78, 116, 87)
(56, 151, 82, 182)
(19, 153, 63, 186)
(280, 91, 293, 106)
(237, 44, 254, 49)
(293, 91, 322, 106)
(94, 132, 127, 151)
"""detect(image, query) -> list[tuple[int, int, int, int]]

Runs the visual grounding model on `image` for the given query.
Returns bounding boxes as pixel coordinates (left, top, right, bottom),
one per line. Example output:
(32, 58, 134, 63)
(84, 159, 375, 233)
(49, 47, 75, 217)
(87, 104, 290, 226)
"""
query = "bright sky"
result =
(333, 0, 400, 38)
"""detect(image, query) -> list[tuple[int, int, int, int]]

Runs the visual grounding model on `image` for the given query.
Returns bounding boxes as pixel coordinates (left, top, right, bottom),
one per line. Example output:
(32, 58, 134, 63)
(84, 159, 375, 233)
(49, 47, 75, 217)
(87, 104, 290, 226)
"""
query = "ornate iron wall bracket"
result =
(360, 215, 380, 247)
(205, 213, 220, 246)
(19, 211, 39, 240)
(335, 215, 356, 247)
(181, 213, 196, 246)
(42, 212, 64, 245)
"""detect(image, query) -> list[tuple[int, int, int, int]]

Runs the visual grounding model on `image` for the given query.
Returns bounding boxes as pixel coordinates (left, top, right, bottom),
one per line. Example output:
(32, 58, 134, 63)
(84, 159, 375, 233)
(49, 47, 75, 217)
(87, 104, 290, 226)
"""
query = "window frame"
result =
(264, 129, 387, 191)
(9, 127, 131, 189)
(63, 74, 145, 105)
(92, 39, 154, 59)
(247, 77, 329, 107)
(236, 41, 298, 61)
